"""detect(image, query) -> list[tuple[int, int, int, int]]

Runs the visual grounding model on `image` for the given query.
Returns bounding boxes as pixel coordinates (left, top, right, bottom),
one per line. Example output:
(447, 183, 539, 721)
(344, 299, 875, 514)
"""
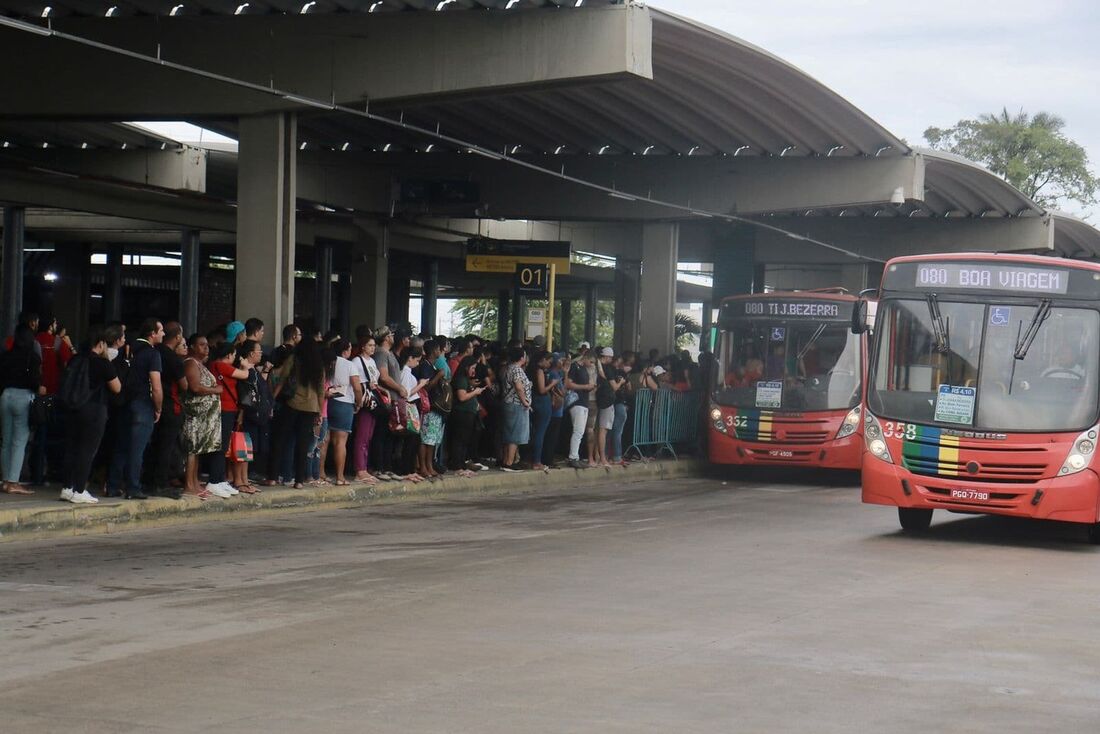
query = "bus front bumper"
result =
(862, 455, 1100, 524)
(709, 431, 862, 470)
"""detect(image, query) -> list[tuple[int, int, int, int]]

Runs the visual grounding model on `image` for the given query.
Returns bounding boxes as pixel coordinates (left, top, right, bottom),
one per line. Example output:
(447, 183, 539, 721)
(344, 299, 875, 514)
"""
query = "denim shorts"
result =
(328, 399, 354, 433)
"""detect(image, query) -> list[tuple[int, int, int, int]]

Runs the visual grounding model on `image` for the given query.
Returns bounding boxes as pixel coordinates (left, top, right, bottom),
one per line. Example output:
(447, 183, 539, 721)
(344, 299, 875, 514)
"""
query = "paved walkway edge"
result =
(0, 460, 706, 543)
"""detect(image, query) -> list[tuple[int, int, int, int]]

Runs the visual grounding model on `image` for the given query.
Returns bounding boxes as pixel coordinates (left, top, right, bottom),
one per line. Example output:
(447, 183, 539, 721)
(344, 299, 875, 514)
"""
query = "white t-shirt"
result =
(400, 365, 420, 400)
(356, 354, 379, 388)
(332, 356, 358, 404)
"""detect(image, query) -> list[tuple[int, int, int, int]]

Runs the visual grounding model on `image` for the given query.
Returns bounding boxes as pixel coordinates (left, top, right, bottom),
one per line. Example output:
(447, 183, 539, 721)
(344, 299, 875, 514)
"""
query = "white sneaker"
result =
(206, 483, 234, 499)
(223, 483, 240, 496)
(59, 487, 74, 502)
(69, 489, 99, 504)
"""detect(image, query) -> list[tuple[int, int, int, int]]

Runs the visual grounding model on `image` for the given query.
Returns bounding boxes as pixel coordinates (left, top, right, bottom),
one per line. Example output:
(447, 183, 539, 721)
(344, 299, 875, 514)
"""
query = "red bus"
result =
(709, 290, 868, 469)
(859, 253, 1100, 541)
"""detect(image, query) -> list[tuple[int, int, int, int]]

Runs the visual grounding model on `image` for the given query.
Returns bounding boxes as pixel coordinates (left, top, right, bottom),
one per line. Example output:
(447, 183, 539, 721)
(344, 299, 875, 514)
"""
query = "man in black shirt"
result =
(106, 318, 163, 500)
(148, 322, 187, 499)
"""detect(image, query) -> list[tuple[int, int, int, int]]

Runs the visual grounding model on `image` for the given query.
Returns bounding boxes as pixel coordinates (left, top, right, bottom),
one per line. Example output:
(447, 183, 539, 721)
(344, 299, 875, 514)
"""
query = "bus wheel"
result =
(1086, 523, 1100, 545)
(898, 508, 933, 532)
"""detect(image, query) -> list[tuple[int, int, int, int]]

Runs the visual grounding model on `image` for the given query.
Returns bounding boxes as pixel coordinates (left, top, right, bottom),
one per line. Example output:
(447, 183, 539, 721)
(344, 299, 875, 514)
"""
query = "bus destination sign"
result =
(720, 300, 850, 326)
(912, 263, 1069, 295)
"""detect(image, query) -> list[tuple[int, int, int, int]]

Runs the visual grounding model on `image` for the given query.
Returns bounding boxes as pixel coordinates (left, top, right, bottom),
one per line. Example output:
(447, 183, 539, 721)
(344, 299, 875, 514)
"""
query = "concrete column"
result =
(235, 112, 297, 335)
(639, 223, 679, 356)
(584, 284, 597, 345)
(337, 270, 352, 339)
(179, 229, 200, 337)
(510, 289, 525, 343)
(613, 258, 640, 354)
(315, 240, 334, 335)
(700, 299, 713, 352)
(351, 225, 388, 332)
(53, 244, 90, 342)
(104, 244, 123, 323)
(496, 290, 509, 342)
(840, 262, 885, 294)
(713, 224, 755, 301)
(421, 259, 438, 335)
(559, 298, 573, 353)
(1, 206, 24, 339)
(386, 276, 410, 328)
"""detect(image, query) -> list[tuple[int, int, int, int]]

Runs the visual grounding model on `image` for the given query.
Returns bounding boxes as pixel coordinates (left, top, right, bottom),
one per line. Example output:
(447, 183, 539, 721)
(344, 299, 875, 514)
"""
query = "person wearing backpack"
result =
(415, 340, 448, 480)
(106, 318, 164, 500)
(59, 327, 122, 504)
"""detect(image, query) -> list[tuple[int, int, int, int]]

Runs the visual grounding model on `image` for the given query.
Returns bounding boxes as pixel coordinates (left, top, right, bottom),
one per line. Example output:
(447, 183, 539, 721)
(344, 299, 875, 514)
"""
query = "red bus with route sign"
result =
(858, 253, 1100, 541)
(709, 290, 870, 470)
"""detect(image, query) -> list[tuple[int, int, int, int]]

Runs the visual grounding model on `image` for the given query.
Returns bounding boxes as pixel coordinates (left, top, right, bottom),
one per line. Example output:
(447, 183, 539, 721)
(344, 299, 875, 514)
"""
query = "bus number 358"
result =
(883, 422, 917, 439)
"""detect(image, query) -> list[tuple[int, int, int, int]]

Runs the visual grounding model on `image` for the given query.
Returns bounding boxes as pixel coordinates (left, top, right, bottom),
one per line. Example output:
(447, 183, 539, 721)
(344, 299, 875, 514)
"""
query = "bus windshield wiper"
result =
(797, 323, 829, 360)
(1014, 299, 1052, 360)
(925, 293, 950, 353)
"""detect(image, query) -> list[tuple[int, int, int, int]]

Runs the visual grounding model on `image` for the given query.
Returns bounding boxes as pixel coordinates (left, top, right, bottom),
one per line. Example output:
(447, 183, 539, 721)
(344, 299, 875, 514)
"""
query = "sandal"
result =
(334, 480, 350, 486)
(3, 483, 34, 495)
(237, 484, 259, 495)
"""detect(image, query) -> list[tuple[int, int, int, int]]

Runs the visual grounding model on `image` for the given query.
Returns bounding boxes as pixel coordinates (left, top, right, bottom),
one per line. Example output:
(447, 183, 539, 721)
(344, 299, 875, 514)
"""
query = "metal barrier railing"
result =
(625, 389, 702, 460)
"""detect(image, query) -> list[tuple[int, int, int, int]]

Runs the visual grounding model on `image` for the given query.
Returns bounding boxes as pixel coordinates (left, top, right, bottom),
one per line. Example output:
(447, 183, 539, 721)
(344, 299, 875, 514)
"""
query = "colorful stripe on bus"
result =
(901, 425, 960, 476)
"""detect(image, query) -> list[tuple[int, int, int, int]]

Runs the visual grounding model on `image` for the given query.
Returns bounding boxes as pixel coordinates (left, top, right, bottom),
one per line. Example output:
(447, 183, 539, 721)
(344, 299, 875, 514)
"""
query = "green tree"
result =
(450, 298, 614, 347)
(924, 109, 1099, 210)
(675, 312, 701, 350)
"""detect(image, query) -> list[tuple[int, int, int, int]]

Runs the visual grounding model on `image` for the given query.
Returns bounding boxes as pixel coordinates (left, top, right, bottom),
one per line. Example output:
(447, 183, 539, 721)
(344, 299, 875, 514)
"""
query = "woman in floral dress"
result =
(182, 335, 223, 500)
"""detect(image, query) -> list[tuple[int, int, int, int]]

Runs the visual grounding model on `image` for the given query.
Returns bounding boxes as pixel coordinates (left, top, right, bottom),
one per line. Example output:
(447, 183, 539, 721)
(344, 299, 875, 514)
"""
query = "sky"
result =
(652, 0, 1100, 217)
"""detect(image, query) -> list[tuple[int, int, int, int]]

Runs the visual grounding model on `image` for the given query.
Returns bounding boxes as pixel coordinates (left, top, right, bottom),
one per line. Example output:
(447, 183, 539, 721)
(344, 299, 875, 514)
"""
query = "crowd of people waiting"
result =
(0, 309, 706, 504)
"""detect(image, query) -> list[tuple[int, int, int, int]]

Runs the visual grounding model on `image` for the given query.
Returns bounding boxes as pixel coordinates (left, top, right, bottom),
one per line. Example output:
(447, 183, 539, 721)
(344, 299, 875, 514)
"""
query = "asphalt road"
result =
(2, 470, 1098, 733)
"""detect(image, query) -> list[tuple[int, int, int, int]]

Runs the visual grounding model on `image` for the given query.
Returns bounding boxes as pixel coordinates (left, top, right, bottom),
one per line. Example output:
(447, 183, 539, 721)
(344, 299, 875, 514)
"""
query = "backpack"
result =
(429, 377, 453, 416)
(59, 353, 95, 410)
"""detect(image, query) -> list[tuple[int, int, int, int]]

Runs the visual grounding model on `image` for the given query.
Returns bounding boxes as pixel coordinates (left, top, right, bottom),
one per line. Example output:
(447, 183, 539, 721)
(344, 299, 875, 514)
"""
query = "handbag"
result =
(225, 430, 254, 463)
(372, 386, 392, 419)
(428, 378, 453, 416)
(29, 394, 53, 428)
(388, 399, 421, 435)
(236, 375, 258, 409)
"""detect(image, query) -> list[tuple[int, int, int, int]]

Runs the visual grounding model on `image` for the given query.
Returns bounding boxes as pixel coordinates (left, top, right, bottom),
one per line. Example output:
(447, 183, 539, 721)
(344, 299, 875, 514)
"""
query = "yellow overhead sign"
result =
(465, 255, 572, 274)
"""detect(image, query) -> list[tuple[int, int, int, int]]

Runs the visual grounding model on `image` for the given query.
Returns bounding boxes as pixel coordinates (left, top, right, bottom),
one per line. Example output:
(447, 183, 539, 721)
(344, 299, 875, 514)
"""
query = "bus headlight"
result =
(835, 405, 862, 439)
(710, 405, 727, 433)
(863, 412, 893, 464)
(1059, 426, 1099, 476)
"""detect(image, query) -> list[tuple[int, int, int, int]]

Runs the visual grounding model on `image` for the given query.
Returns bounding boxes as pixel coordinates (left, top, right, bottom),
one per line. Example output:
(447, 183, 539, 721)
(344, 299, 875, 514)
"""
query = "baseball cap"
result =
(651, 365, 667, 376)
(579, 341, 591, 349)
(600, 347, 614, 357)
(225, 320, 245, 343)
(533, 334, 546, 347)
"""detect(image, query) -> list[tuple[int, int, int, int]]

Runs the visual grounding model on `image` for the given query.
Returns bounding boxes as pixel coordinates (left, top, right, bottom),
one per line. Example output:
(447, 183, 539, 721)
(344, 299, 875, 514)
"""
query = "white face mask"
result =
(107, 347, 119, 361)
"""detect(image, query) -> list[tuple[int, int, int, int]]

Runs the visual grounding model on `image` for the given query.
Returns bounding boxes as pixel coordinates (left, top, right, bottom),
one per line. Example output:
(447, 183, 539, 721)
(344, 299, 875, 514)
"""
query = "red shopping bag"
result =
(226, 430, 254, 463)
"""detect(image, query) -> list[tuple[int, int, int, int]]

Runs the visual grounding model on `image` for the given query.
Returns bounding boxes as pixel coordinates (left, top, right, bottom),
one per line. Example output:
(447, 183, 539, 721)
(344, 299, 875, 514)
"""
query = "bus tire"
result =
(898, 508, 933, 532)
(1086, 523, 1100, 545)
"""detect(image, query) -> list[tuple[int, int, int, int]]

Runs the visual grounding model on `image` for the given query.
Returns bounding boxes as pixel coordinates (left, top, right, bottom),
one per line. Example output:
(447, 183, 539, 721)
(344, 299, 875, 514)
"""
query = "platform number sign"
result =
(515, 263, 550, 298)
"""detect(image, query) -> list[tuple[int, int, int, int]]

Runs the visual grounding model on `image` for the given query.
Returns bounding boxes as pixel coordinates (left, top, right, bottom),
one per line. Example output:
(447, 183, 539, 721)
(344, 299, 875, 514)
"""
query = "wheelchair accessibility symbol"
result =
(770, 327, 786, 341)
(990, 306, 1011, 326)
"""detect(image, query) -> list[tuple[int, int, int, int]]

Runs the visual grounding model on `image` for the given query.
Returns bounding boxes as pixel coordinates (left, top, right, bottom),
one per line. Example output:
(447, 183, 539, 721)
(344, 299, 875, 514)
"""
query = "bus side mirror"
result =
(851, 300, 868, 335)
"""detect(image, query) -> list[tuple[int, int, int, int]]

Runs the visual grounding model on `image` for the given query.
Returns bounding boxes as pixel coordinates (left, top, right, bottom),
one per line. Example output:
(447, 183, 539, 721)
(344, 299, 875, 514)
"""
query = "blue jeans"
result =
(0, 388, 33, 483)
(608, 402, 628, 461)
(108, 400, 155, 494)
(308, 417, 328, 480)
(530, 395, 552, 466)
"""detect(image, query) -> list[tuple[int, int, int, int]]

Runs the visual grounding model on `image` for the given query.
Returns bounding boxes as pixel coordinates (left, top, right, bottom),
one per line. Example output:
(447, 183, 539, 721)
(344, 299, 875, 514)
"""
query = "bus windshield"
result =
(869, 298, 1100, 431)
(715, 321, 860, 411)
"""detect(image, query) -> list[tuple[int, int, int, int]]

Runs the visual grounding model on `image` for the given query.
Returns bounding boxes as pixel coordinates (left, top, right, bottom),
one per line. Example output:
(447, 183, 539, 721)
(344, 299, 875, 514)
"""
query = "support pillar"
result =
(613, 259, 640, 354)
(53, 244, 90, 342)
(713, 224, 756, 300)
(584, 283, 598, 346)
(337, 270, 352, 339)
(1, 206, 25, 339)
(104, 243, 123, 323)
(179, 229, 200, 337)
(315, 240, 334, 335)
(496, 290, 509, 342)
(700, 299, 713, 352)
(559, 298, 573, 353)
(639, 223, 679, 356)
(421, 259, 438, 335)
(350, 224, 388, 332)
(235, 112, 297, 338)
(510, 288, 525, 343)
(386, 276, 410, 328)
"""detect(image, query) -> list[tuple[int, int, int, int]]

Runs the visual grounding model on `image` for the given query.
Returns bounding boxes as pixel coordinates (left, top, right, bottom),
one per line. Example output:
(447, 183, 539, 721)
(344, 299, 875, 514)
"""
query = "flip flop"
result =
(237, 485, 259, 495)
(335, 480, 350, 486)
(4, 485, 34, 495)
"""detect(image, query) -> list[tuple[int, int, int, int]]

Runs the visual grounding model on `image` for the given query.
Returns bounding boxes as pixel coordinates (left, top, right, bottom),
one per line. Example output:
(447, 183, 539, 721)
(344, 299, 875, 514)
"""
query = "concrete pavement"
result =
(1, 469, 1098, 732)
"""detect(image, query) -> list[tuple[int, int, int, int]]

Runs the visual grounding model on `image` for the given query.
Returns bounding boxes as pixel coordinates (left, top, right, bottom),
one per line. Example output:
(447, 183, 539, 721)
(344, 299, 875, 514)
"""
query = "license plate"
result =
(768, 450, 794, 458)
(951, 489, 990, 501)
